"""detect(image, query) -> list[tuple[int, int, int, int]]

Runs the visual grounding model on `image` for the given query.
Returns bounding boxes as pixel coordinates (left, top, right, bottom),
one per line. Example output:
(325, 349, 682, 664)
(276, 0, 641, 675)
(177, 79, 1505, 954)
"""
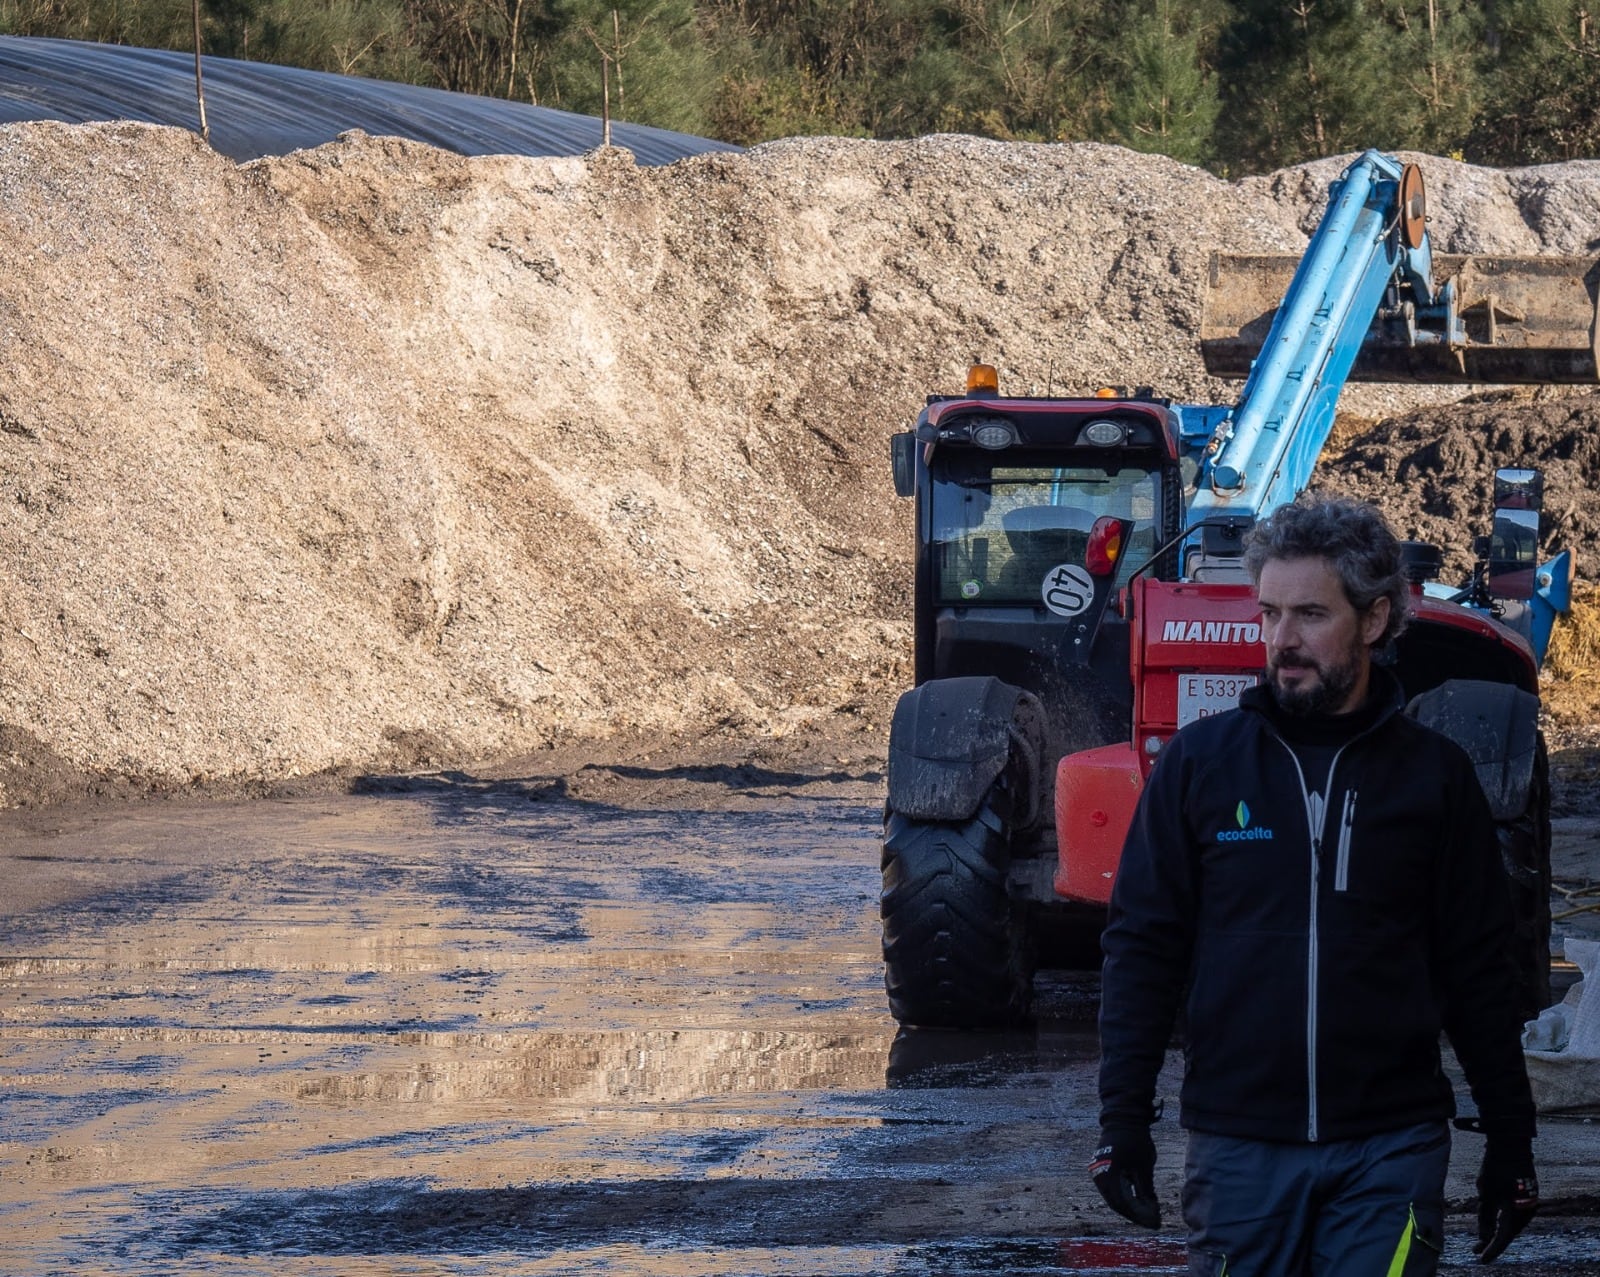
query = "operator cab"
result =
(891, 368, 1186, 755)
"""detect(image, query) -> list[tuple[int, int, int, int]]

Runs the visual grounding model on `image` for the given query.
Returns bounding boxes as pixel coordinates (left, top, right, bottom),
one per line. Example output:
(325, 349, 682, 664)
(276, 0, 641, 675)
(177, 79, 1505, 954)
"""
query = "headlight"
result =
(970, 420, 1016, 449)
(1082, 419, 1127, 446)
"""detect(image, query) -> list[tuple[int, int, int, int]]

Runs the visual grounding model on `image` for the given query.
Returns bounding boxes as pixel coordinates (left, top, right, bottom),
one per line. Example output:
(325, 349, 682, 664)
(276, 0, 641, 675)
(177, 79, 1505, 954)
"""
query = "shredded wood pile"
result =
(2, 121, 1599, 804)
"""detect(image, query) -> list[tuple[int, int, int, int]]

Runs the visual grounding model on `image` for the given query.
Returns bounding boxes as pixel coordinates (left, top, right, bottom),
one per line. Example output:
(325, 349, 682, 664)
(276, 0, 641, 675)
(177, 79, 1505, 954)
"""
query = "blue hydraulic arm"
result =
(1191, 150, 1462, 521)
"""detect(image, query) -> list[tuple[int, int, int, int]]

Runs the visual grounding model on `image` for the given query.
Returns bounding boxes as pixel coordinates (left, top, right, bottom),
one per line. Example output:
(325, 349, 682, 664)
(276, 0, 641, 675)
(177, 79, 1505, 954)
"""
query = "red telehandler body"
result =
(883, 152, 1598, 1028)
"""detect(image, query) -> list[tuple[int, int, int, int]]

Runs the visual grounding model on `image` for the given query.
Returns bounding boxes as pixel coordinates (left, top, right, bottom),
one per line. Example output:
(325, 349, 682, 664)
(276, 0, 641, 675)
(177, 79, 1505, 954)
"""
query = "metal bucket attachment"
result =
(1201, 252, 1600, 383)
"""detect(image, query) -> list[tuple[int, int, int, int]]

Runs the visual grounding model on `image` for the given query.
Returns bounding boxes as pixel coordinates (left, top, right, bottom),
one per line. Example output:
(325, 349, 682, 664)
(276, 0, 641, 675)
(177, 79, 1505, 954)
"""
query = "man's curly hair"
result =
(1241, 495, 1410, 646)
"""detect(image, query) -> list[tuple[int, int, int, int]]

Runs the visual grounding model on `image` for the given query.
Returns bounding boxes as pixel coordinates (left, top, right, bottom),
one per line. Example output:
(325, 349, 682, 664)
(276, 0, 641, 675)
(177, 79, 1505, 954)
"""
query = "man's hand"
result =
(1474, 1135, 1538, 1263)
(1089, 1125, 1160, 1229)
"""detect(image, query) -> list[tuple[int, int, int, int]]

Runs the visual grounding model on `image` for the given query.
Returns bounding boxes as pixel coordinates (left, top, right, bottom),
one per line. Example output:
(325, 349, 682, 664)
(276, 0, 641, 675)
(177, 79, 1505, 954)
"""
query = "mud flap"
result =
(1404, 679, 1539, 821)
(886, 676, 1047, 825)
(1407, 678, 1552, 1015)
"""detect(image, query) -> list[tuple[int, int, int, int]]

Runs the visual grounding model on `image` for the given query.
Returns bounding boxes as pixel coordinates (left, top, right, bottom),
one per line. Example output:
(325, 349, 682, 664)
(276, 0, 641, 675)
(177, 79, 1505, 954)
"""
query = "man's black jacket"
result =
(1098, 669, 1536, 1144)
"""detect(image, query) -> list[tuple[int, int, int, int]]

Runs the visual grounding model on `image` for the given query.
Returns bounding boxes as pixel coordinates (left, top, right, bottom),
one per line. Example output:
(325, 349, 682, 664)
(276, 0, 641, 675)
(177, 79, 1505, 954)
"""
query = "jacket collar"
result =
(1240, 662, 1405, 745)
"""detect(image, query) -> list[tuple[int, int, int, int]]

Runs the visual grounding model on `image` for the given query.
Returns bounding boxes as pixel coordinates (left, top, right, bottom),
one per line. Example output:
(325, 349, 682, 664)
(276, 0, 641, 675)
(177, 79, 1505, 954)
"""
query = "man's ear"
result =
(1361, 597, 1391, 647)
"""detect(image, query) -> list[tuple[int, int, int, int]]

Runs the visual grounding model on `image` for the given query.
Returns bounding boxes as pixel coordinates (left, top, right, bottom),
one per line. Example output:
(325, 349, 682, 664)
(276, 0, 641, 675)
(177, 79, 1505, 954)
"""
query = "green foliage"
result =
(0, 0, 1596, 170)
(1210, 0, 1487, 167)
(1386, 0, 1484, 155)
(919, 0, 1104, 142)
(532, 0, 713, 132)
(242, 1, 420, 79)
(1104, 0, 1221, 164)
(1466, 0, 1600, 163)
(0, 0, 197, 48)
(1214, 0, 1380, 166)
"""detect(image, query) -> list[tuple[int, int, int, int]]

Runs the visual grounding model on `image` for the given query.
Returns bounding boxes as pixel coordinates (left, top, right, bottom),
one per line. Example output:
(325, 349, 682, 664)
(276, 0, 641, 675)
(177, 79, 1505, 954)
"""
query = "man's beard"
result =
(1268, 641, 1364, 717)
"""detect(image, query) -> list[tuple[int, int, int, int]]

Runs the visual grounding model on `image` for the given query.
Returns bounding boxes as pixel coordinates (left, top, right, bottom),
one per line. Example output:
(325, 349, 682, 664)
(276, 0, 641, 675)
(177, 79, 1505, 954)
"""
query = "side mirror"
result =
(1487, 467, 1543, 603)
(891, 432, 917, 498)
(1493, 467, 1542, 512)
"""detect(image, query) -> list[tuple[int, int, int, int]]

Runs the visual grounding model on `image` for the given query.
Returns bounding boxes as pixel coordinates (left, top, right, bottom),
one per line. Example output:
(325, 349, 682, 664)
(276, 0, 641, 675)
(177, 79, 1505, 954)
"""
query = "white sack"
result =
(1525, 938, 1600, 1113)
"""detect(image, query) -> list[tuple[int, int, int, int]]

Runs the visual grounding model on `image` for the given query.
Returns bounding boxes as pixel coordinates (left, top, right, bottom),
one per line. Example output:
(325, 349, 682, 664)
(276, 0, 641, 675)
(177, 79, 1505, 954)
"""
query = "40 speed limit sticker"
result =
(1042, 563, 1094, 617)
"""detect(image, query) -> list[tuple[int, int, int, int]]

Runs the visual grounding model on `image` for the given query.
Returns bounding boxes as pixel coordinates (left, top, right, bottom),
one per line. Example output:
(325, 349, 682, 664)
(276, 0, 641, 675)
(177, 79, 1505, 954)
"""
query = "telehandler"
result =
(883, 150, 1599, 1028)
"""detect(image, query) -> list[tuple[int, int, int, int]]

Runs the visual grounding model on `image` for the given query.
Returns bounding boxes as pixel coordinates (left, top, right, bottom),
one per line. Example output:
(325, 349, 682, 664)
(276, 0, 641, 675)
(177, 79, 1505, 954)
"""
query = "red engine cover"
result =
(1133, 578, 1267, 747)
(1054, 578, 1266, 905)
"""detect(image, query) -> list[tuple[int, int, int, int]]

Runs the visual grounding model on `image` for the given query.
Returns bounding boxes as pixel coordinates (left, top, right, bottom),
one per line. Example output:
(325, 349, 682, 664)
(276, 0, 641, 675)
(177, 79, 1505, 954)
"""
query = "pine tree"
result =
(1386, 0, 1482, 155)
(1105, 0, 1221, 165)
(525, 1, 712, 133)
(1470, 0, 1600, 162)
(1214, 0, 1422, 170)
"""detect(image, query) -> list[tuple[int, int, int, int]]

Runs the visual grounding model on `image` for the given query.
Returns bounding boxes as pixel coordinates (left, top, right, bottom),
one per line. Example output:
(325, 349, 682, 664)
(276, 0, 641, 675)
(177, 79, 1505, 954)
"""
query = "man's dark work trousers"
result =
(1182, 1121, 1450, 1276)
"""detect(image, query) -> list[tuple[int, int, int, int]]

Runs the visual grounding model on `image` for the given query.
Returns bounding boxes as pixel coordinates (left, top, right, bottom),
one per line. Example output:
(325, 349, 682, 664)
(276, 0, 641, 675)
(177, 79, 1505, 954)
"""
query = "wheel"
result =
(880, 799, 1033, 1029)
(1497, 733, 1553, 1021)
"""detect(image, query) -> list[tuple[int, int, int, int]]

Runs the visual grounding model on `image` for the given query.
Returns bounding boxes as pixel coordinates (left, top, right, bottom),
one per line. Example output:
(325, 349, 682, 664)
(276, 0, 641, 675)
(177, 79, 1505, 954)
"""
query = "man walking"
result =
(1091, 495, 1538, 1273)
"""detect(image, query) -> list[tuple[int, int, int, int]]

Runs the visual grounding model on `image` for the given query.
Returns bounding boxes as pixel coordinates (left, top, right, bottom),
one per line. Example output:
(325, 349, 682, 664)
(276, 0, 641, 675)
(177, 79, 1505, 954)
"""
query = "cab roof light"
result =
(967, 363, 1000, 395)
(1082, 419, 1128, 446)
(970, 418, 1016, 449)
(1085, 515, 1125, 577)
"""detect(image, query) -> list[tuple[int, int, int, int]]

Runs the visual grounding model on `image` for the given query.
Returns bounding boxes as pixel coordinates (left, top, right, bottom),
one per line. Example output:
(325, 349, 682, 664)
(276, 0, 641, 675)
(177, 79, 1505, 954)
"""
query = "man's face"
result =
(1256, 556, 1389, 716)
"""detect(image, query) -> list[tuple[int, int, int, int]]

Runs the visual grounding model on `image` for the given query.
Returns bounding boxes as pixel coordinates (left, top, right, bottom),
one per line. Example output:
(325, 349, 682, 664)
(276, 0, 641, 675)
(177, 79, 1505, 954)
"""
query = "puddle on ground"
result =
(4, 793, 1593, 1275)
(0, 793, 1114, 1274)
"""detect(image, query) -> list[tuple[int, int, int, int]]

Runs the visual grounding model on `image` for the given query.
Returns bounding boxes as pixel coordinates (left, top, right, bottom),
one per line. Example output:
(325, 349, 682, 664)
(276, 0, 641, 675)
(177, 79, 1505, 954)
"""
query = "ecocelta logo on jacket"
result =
(1217, 800, 1275, 842)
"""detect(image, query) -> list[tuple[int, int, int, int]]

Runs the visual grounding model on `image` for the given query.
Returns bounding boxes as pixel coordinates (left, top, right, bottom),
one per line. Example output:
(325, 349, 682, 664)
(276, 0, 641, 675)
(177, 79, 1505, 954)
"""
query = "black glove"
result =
(1089, 1125, 1160, 1229)
(1474, 1133, 1538, 1263)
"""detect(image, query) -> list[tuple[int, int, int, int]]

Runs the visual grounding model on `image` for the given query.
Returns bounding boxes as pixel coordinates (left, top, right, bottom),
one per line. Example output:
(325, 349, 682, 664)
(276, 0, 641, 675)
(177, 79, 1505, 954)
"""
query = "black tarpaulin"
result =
(0, 35, 739, 165)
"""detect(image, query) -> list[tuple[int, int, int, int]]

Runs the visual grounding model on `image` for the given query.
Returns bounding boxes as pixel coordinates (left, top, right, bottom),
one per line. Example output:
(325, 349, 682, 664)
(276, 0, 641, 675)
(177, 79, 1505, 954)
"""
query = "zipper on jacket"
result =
(1334, 790, 1357, 892)
(1273, 738, 1346, 1144)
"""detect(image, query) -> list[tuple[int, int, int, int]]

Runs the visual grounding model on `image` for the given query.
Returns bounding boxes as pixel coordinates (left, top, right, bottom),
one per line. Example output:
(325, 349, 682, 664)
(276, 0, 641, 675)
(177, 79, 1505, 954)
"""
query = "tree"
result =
(524, 1, 712, 133)
(1104, 0, 1221, 165)
(0, 0, 197, 47)
(1468, 0, 1600, 163)
(251, 0, 417, 79)
(1384, 0, 1483, 155)
(934, 0, 1111, 142)
(699, 0, 932, 140)
(1213, 0, 1427, 171)
(405, 0, 540, 98)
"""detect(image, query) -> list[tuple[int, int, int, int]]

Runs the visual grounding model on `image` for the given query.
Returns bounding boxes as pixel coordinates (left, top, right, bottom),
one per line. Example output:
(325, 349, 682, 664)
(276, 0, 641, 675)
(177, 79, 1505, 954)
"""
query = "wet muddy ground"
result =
(3, 760, 1600, 1275)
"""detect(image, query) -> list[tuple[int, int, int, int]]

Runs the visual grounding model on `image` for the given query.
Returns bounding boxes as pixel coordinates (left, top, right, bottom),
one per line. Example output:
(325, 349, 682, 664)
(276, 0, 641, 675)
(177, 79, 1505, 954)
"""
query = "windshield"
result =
(930, 458, 1161, 604)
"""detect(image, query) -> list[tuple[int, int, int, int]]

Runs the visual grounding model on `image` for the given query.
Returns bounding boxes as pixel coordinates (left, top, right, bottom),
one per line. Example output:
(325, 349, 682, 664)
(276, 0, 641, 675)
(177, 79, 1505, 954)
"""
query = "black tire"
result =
(1497, 733, 1553, 1021)
(880, 800, 1033, 1029)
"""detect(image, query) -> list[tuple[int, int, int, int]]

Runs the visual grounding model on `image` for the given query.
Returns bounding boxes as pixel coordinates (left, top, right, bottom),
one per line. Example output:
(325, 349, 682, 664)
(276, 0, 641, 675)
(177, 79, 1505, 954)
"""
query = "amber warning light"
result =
(1085, 516, 1125, 577)
(966, 363, 1000, 394)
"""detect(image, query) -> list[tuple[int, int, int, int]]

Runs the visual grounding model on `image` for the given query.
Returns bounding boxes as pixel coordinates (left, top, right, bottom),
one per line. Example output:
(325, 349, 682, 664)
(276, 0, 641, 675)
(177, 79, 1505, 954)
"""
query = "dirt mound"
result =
(1317, 388, 1600, 583)
(1312, 390, 1600, 735)
(3, 123, 1600, 804)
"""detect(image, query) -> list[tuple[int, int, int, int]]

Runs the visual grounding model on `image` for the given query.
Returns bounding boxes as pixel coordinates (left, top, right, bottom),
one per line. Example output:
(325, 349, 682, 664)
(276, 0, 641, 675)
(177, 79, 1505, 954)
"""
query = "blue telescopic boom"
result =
(1192, 150, 1460, 521)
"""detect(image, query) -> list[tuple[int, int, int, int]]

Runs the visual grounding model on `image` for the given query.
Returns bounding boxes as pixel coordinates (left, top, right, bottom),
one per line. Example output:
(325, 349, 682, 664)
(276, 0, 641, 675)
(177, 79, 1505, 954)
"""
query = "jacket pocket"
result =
(1333, 788, 1357, 892)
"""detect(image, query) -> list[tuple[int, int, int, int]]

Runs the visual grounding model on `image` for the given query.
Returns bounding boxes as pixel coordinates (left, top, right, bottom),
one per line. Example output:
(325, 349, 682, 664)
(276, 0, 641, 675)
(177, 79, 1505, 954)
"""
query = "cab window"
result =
(930, 459, 1159, 603)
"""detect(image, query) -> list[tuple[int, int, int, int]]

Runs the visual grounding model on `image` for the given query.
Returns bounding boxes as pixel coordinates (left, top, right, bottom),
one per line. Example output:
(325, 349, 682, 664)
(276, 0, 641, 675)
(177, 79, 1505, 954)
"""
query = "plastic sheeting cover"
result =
(0, 35, 739, 165)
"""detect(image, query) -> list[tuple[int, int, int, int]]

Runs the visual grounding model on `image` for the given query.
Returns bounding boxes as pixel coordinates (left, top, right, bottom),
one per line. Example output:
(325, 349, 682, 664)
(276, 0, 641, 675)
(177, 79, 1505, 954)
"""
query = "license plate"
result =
(1177, 674, 1257, 726)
